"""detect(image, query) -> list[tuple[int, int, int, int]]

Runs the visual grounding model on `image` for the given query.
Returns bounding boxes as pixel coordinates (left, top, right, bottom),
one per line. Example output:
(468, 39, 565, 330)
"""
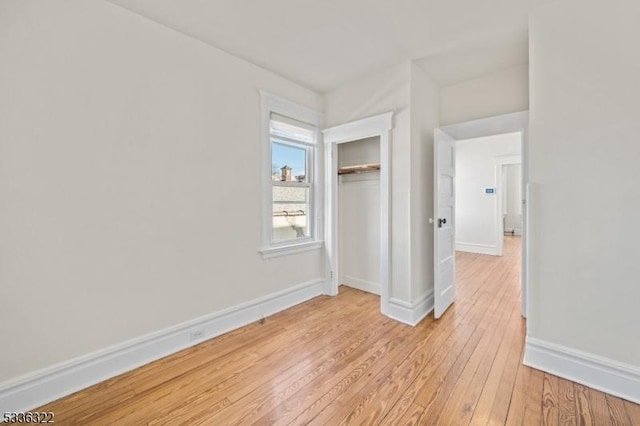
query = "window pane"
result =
(272, 187, 310, 242)
(272, 141, 307, 182)
(273, 186, 308, 203)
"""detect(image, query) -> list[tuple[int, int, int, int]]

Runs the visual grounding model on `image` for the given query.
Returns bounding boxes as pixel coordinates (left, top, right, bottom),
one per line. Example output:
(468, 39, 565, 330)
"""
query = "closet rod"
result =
(337, 163, 381, 175)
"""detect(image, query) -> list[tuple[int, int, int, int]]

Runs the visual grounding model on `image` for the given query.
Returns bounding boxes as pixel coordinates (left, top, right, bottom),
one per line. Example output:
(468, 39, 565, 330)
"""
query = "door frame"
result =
(496, 155, 522, 256)
(322, 112, 393, 316)
(438, 110, 529, 318)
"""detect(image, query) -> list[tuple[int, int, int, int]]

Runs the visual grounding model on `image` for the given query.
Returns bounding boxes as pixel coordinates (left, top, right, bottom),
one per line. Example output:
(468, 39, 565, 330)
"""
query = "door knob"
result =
(438, 218, 447, 228)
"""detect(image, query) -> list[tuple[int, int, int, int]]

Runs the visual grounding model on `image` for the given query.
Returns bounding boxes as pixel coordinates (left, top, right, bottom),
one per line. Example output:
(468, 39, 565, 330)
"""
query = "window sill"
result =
(259, 240, 324, 259)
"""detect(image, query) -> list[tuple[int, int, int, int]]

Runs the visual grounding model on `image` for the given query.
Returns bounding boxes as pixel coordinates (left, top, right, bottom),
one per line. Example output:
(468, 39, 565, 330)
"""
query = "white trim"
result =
(259, 240, 323, 259)
(339, 276, 381, 295)
(387, 291, 434, 326)
(259, 91, 323, 258)
(439, 111, 529, 318)
(260, 91, 322, 127)
(323, 112, 393, 318)
(0, 279, 325, 414)
(455, 242, 499, 256)
(524, 337, 640, 404)
(322, 113, 393, 143)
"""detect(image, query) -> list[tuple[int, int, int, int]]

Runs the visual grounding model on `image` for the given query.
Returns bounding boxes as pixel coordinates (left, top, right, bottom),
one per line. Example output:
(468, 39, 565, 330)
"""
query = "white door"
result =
(433, 129, 456, 319)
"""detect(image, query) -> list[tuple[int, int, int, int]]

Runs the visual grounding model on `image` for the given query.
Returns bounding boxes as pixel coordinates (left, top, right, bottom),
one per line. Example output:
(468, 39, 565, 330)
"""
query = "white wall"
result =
(0, 0, 324, 384)
(440, 64, 529, 126)
(324, 61, 440, 313)
(409, 63, 440, 302)
(455, 133, 521, 254)
(528, 0, 640, 368)
(325, 62, 413, 303)
(338, 138, 381, 294)
(337, 137, 380, 167)
(338, 176, 380, 293)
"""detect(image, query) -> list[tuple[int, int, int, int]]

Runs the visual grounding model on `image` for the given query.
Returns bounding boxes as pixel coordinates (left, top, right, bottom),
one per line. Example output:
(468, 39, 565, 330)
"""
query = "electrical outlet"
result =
(190, 329, 204, 341)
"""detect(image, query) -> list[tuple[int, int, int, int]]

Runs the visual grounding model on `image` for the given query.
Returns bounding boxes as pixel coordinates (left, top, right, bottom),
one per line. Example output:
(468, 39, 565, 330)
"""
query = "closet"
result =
(337, 136, 381, 295)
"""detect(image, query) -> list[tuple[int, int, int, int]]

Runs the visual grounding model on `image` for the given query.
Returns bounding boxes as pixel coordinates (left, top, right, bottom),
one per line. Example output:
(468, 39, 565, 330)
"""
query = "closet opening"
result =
(337, 137, 381, 296)
(322, 111, 393, 316)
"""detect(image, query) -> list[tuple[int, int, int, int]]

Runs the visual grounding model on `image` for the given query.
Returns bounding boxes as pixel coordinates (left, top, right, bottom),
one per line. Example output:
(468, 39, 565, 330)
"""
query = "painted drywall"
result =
(0, 0, 324, 383)
(503, 164, 522, 233)
(409, 63, 440, 302)
(528, 0, 640, 367)
(337, 137, 380, 168)
(325, 62, 413, 303)
(338, 138, 381, 294)
(455, 133, 521, 253)
(440, 64, 529, 126)
(324, 61, 440, 308)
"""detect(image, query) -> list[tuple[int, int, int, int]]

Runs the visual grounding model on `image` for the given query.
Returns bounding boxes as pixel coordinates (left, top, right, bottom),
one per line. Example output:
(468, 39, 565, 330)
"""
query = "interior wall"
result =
(409, 63, 440, 303)
(338, 138, 381, 294)
(528, 0, 640, 368)
(324, 61, 440, 310)
(455, 133, 521, 254)
(0, 0, 324, 383)
(337, 137, 380, 167)
(440, 64, 529, 126)
(324, 62, 413, 303)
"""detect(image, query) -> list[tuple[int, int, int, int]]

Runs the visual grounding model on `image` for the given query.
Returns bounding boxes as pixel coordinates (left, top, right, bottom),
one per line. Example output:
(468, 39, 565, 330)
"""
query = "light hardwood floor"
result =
(39, 236, 640, 425)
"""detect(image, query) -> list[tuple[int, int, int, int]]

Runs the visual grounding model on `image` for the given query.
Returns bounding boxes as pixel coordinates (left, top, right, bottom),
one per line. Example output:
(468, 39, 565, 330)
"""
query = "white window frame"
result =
(259, 91, 323, 258)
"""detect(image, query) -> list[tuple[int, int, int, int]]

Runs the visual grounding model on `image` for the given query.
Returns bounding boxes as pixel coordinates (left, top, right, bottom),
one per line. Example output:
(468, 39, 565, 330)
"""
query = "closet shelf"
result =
(337, 163, 381, 175)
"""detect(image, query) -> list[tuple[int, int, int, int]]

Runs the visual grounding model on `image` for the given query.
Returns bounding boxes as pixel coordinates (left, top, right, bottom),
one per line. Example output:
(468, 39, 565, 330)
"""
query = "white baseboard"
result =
(387, 290, 434, 326)
(340, 276, 380, 295)
(456, 242, 499, 256)
(524, 337, 640, 404)
(0, 279, 326, 414)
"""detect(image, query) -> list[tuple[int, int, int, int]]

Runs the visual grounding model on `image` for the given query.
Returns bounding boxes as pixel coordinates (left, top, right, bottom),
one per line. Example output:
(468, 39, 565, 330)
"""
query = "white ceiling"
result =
(107, 0, 553, 93)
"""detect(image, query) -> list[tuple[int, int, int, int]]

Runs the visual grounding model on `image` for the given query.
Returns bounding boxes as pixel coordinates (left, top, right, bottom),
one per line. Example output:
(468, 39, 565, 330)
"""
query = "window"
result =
(260, 92, 322, 257)
(270, 115, 314, 243)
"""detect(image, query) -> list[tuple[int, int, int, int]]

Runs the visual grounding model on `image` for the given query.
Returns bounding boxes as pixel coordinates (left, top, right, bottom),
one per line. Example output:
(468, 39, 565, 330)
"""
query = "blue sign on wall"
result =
(485, 188, 495, 194)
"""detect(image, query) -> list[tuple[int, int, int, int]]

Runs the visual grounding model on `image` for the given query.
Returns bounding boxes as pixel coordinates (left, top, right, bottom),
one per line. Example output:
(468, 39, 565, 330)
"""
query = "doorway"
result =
(338, 137, 381, 295)
(434, 111, 529, 319)
(323, 112, 393, 316)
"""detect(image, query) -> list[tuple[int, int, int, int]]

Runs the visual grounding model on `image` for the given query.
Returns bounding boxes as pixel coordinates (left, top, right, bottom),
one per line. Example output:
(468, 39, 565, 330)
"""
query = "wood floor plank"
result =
(588, 386, 612, 425)
(152, 309, 391, 425)
(574, 383, 594, 426)
(197, 310, 397, 424)
(624, 399, 640, 425)
(381, 403, 424, 426)
(426, 300, 521, 425)
(523, 367, 545, 425)
(558, 377, 577, 425)
(383, 258, 517, 423)
(90, 295, 384, 425)
(483, 317, 526, 425)
(415, 295, 518, 423)
(32, 237, 640, 425)
(416, 310, 510, 424)
(605, 394, 633, 425)
(542, 373, 560, 426)
(504, 353, 532, 426)
(254, 321, 413, 426)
